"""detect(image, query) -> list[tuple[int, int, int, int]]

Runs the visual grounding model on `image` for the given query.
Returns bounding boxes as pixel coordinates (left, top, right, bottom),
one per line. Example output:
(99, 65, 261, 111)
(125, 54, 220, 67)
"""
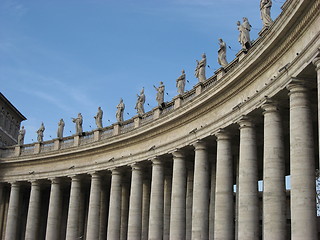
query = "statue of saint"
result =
(72, 113, 83, 135)
(237, 18, 252, 50)
(135, 88, 145, 115)
(57, 119, 65, 139)
(176, 70, 186, 95)
(37, 122, 45, 143)
(260, 0, 273, 28)
(116, 98, 125, 123)
(195, 53, 206, 82)
(153, 81, 165, 107)
(218, 38, 228, 67)
(94, 107, 103, 129)
(18, 126, 26, 145)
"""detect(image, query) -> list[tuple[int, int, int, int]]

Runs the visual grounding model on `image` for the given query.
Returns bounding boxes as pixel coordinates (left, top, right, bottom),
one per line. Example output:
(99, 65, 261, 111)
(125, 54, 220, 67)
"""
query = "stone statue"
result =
(195, 53, 206, 82)
(260, 0, 273, 28)
(57, 119, 65, 139)
(36, 122, 45, 143)
(176, 70, 186, 95)
(72, 113, 83, 135)
(218, 38, 228, 67)
(135, 88, 145, 115)
(237, 18, 252, 50)
(18, 126, 26, 145)
(94, 107, 103, 129)
(116, 98, 125, 123)
(153, 81, 165, 107)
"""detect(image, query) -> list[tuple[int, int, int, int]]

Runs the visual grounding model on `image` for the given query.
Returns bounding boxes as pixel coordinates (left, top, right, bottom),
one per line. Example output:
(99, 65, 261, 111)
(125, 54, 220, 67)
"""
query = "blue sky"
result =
(0, 0, 283, 144)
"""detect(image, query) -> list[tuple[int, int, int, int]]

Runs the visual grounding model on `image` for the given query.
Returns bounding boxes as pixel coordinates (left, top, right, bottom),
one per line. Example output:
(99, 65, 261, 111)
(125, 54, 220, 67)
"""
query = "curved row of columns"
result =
(0, 79, 318, 240)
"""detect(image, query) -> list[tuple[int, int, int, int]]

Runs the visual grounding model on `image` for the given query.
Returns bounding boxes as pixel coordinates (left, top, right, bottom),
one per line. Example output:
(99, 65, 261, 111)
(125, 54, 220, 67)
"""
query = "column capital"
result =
(9, 181, 20, 188)
(193, 140, 207, 150)
(29, 179, 41, 186)
(215, 129, 231, 140)
(88, 171, 101, 179)
(68, 174, 82, 181)
(110, 167, 122, 175)
(171, 149, 185, 159)
(150, 156, 163, 166)
(48, 177, 61, 185)
(286, 78, 309, 94)
(261, 99, 279, 114)
(130, 162, 143, 171)
(238, 116, 255, 129)
(312, 57, 320, 70)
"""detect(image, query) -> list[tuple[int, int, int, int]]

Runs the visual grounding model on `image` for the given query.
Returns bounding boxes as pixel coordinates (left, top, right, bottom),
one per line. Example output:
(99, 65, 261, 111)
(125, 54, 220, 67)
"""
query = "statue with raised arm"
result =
(218, 38, 228, 67)
(116, 98, 125, 123)
(237, 18, 252, 50)
(94, 107, 103, 129)
(195, 53, 206, 82)
(260, 0, 273, 28)
(57, 119, 65, 139)
(72, 113, 83, 135)
(176, 69, 186, 95)
(135, 88, 145, 115)
(18, 126, 26, 145)
(37, 122, 45, 143)
(153, 81, 165, 107)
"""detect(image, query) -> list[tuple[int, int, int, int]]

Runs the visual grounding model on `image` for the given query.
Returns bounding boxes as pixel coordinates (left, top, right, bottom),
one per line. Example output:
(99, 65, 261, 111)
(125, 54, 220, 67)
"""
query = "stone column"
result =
(99, 184, 107, 240)
(46, 178, 62, 240)
(65, 175, 82, 240)
(192, 140, 209, 240)
(4, 182, 20, 240)
(208, 153, 216, 240)
(107, 168, 122, 239)
(148, 157, 164, 240)
(163, 173, 172, 240)
(170, 150, 187, 240)
(186, 167, 194, 240)
(312, 57, 320, 167)
(238, 117, 259, 240)
(214, 130, 234, 240)
(141, 178, 150, 240)
(25, 180, 41, 240)
(287, 81, 317, 240)
(120, 180, 129, 240)
(262, 101, 286, 240)
(86, 172, 101, 239)
(127, 164, 143, 240)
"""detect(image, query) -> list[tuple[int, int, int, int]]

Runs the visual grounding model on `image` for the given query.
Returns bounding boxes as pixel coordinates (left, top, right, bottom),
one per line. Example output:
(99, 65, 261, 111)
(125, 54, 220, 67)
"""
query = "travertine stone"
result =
(134, 116, 141, 128)
(170, 150, 187, 240)
(192, 141, 209, 240)
(142, 179, 151, 240)
(186, 168, 194, 240)
(312, 57, 320, 167)
(163, 173, 172, 240)
(173, 96, 182, 109)
(153, 107, 161, 119)
(14, 145, 20, 156)
(46, 178, 62, 240)
(73, 135, 80, 147)
(214, 131, 234, 240)
(120, 180, 130, 240)
(53, 139, 61, 150)
(287, 81, 317, 240)
(107, 169, 122, 239)
(25, 181, 41, 240)
(93, 129, 101, 141)
(262, 101, 286, 240)
(4, 182, 20, 240)
(66, 175, 82, 240)
(128, 164, 143, 240)
(148, 158, 164, 240)
(195, 82, 204, 96)
(34, 142, 41, 154)
(86, 172, 101, 239)
(208, 153, 216, 240)
(99, 186, 107, 240)
(113, 123, 121, 135)
(238, 117, 259, 240)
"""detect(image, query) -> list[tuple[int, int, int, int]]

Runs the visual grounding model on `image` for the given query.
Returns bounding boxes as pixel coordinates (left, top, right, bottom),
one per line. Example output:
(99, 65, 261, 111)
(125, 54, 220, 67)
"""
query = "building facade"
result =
(0, 0, 320, 239)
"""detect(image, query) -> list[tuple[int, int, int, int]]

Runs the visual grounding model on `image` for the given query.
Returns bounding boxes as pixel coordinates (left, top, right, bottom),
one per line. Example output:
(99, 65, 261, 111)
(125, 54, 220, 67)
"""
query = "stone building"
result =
(0, 93, 26, 147)
(0, 0, 320, 239)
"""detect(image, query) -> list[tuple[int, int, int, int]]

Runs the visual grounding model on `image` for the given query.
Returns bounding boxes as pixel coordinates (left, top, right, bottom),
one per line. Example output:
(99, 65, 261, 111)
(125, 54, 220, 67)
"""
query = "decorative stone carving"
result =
(116, 98, 125, 123)
(72, 113, 83, 135)
(57, 119, 65, 139)
(17, 126, 25, 145)
(260, 0, 273, 28)
(94, 107, 103, 129)
(153, 82, 165, 108)
(218, 38, 228, 67)
(195, 53, 207, 82)
(36, 122, 45, 143)
(176, 70, 186, 95)
(237, 17, 251, 50)
(135, 88, 145, 115)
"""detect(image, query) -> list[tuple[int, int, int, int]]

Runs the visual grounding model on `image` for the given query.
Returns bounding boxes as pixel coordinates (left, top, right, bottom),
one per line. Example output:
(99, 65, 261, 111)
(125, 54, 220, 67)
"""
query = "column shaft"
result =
(170, 150, 186, 240)
(186, 168, 194, 240)
(287, 81, 317, 240)
(238, 118, 259, 240)
(163, 173, 172, 240)
(209, 154, 216, 240)
(120, 180, 129, 240)
(141, 179, 150, 240)
(86, 173, 101, 239)
(4, 182, 20, 240)
(148, 158, 164, 240)
(214, 131, 234, 240)
(312, 58, 320, 167)
(66, 175, 82, 240)
(25, 181, 41, 240)
(262, 102, 286, 240)
(192, 141, 209, 240)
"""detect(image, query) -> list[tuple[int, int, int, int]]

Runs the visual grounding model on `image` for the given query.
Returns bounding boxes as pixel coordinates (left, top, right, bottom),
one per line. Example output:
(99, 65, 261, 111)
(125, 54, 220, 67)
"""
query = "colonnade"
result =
(0, 77, 318, 240)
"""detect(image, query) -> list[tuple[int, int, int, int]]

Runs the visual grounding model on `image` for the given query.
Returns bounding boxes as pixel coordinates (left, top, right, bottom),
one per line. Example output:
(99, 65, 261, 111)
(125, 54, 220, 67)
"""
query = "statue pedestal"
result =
(134, 116, 142, 128)
(73, 135, 80, 147)
(34, 143, 41, 154)
(14, 146, 21, 157)
(215, 67, 226, 80)
(236, 49, 247, 61)
(94, 130, 102, 141)
(195, 82, 204, 96)
(259, 26, 269, 37)
(153, 107, 161, 119)
(174, 96, 183, 109)
(54, 139, 61, 150)
(113, 123, 121, 136)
